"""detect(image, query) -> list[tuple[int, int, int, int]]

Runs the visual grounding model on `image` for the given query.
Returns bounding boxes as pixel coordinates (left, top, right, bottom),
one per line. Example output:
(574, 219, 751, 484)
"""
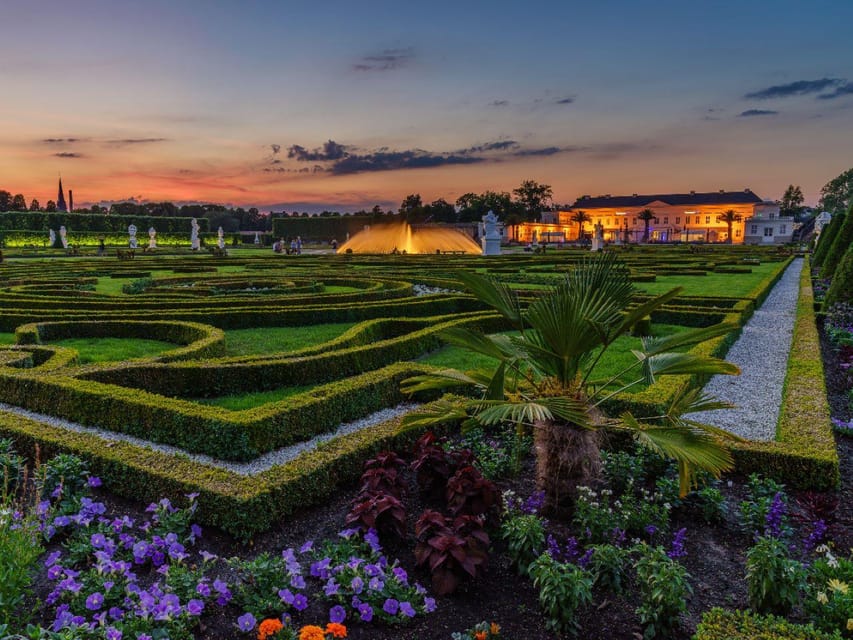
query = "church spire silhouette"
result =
(57, 176, 68, 212)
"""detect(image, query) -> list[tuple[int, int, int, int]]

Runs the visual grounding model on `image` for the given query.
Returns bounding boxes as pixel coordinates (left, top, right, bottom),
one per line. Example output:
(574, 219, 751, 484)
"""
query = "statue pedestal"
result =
(591, 238, 604, 251)
(482, 236, 501, 256)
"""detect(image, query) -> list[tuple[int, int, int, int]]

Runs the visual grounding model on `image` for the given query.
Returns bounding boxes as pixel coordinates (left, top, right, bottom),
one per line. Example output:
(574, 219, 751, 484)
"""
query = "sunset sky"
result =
(2, 0, 853, 212)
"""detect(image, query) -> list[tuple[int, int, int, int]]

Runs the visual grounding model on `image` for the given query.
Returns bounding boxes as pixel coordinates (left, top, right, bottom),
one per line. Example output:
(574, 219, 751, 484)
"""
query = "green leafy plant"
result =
(501, 513, 546, 576)
(601, 449, 646, 495)
(588, 544, 628, 594)
(804, 547, 853, 637)
(451, 620, 503, 640)
(0, 438, 24, 495)
(39, 453, 91, 514)
(745, 535, 805, 615)
(634, 544, 692, 639)
(529, 552, 593, 636)
(402, 253, 742, 513)
(0, 497, 44, 626)
(694, 485, 726, 523)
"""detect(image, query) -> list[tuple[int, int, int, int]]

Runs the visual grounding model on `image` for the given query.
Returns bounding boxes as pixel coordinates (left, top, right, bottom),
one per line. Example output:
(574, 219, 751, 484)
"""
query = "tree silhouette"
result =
(716, 209, 742, 244)
(638, 209, 656, 243)
(570, 210, 591, 242)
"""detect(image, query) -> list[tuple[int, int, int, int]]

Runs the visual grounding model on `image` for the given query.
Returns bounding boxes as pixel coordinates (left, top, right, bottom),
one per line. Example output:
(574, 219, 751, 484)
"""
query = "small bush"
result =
(695, 608, 844, 640)
(501, 514, 546, 577)
(634, 544, 692, 639)
(746, 535, 805, 615)
(529, 553, 593, 636)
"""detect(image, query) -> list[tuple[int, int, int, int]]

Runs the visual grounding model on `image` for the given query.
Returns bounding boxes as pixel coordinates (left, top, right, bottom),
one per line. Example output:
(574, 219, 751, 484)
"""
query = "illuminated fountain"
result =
(336, 223, 482, 254)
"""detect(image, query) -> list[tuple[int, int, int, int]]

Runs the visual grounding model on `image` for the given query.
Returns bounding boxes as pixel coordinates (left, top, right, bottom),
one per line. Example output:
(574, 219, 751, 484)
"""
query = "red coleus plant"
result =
(414, 509, 490, 595)
(345, 492, 407, 539)
(359, 450, 408, 498)
(445, 465, 503, 527)
(411, 432, 474, 502)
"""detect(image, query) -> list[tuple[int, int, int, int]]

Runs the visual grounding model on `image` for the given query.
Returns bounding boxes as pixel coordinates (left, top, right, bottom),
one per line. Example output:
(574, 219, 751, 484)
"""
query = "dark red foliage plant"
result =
(359, 450, 408, 498)
(345, 492, 407, 539)
(411, 432, 474, 502)
(414, 509, 490, 595)
(445, 465, 503, 527)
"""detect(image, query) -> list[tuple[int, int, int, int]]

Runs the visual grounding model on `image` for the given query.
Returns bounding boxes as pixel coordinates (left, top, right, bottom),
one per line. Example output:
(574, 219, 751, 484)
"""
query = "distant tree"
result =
(819, 168, 853, 215)
(716, 209, 742, 244)
(426, 198, 457, 223)
(780, 185, 804, 218)
(0, 190, 11, 212)
(638, 208, 656, 242)
(371, 205, 385, 216)
(570, 210, 591, 242)
(90, 205, 105, 213)
(29, 198, 40, 211)
(399, 194, 426, 223)
(513, 179, 553, 222)
(11, 194, 27, 211)
(45, 200, 57, 212)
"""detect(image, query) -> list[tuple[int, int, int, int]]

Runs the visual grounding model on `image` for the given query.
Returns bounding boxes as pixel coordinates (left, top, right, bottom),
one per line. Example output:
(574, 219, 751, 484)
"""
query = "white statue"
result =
(217, 226, 225, 249)
(59, 226, 68, 249)
(49, 229, 56, 248)
(254, 231, 260, 245)
(591, 221, 605, 251)
(481, 210, 502, 256)
(128, 224, 138, 249)
(190, 218, 200, 250)
(148, 227, 157, 249)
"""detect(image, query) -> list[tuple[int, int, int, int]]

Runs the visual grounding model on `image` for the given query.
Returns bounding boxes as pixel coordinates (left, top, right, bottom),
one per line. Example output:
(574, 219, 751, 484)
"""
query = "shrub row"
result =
(694, 608, 842, 640)
(0, 212, 207, 233)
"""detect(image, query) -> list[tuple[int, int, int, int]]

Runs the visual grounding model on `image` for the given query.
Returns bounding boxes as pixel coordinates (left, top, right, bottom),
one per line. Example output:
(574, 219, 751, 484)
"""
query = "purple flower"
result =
(358, 603, 374, 622)
(383, 598, 399, 616)
(44, 551, 62, 567)
(324, 580, 339, 596)
(578, 548, 594, 568)
(105, 627, 122, 640)
(88, 476, 102, 488)
(329, 605, 346, 624)
(803, 519, 828, 554)
(186, 599, 204, 616)
(400, 601, 416, 618)
(279, 589, 294, 605)
(85, 592, 104, 611)
(668, 528, 688, 559)
(521, 490, 546, 515)
(392, 567, 408, 584)
(764, 493, 787, 538)
(213, 579, 229, 594)
(90, 533, 107, 549)
(350, 576, 364, 594)
(299, 540, 313, 554)
(199, 550, 217, 563)
(368, 577, 384, 591)
(644, 524, 658, 538)
(190, 524, 202, 542)
(292, 593, 308, 611)
(339, 527, 360, 539)
(290, 574, 305, 589)
(196, 582, 211, 598)
(237, 612, 256, 632)
(423, 597, 437, 613)
(108, 607, 124, 620)
(47, 564, 64, 580)
(364, 528, 381, 553)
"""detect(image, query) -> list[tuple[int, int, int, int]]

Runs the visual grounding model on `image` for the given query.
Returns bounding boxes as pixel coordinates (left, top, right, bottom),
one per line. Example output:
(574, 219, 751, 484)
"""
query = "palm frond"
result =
(640, 322, 739, 356)
(610, 287, 683, 340)
(400, 369, 483, 395)
(472, 401, 556, 426)
(537, 396, 595, 429)
(400, 399, 471, 429)
(455, 271, 523, 329)
(641, 352, 740, 385)
(439, 326, 512, 360)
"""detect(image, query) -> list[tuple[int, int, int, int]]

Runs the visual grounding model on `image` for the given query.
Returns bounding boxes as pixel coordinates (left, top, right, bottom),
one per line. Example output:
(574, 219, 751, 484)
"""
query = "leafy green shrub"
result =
(601, 449, 645, 495)
(820, 203, 853, 279)
(0, 438, 24, 494)
(694, 608, 843, 640)
(634, 544, 692, 639)
(0, 497, 44, 626)
(746, 535, 805, 615)
(529, 553, 593, 636)
(694, 485, 726, 523)
(804, 547, 853, 638)
(121, 277, 154, 295)
(39, 453, 90, 512)
(447, 425, 531, 480)
(501, 514, 546, 576)
(739, 473, 788, 534)
(587, 544, 628, 594)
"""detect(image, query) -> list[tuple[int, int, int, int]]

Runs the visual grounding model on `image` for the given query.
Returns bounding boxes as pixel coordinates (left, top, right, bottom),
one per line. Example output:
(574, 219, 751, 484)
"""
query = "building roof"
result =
(571, 190, 763, 209)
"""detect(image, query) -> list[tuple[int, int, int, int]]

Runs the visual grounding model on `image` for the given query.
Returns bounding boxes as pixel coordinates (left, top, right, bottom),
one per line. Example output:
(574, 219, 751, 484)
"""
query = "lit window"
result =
(632, 218, 636, 225)
(675, 217, 680, 224)
(663, 217, 669, 224)
(705, 216, 711, 224)
(736, 229, 741, 237)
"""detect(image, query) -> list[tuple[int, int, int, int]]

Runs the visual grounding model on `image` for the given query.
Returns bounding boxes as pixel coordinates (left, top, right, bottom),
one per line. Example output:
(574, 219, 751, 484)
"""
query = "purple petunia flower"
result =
(329, 605, 346, 624)
(423, 597, 437, 613)
(290, 574, 305, 589)
(399, 601, 416, 618)
(364, 528, 382, 553)
(85, 592, 104, 611)
(279, 588, 294, 605)
(104, 627, 122, 640)
(324, 580, 339, 596)
(44, 551, 62, 567)
(186, 599, 204, 616)
(383, 598, 399, 616)
(299, 540, 313, 554)
(358, 603, 374, 622)
(292, 594, 308, 611)
(108, 607, 124, 620)
(350, 576, 364, 594)
(88, 476, 102, 488)
(237, 612, 256, 632)
(393, 567, 408, 584)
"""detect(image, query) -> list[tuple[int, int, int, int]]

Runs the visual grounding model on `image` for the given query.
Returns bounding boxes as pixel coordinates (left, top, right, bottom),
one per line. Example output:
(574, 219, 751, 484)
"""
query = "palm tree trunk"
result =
(534, 420, 602, 515)
(727, 222, 733, 244)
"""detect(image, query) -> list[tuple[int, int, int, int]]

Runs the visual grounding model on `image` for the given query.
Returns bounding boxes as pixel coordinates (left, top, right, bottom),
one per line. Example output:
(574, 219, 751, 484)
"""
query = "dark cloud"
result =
(105, 138, 168, 145)
(817, 83, 853, 100)
(738, 109, 779, 117)
(555, 97, 575, 105)
(288, 140, 349, 162)
(353, 47, 414, 72)
(744, 78, 843, 100)
(43, 137, 86, 144)
(489, 100, 509, 107)
(463, 140, 519, 154)
(330, 150, 483, 175)
(270, 144, 281, 155)
(54, 152, 83, 158)
(513, 146, 562, 157)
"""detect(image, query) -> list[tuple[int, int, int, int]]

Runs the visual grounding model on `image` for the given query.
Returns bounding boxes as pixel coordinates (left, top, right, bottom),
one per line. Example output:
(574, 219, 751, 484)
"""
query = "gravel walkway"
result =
(0, 402, 419, 476)
(690, 258, 803, 441)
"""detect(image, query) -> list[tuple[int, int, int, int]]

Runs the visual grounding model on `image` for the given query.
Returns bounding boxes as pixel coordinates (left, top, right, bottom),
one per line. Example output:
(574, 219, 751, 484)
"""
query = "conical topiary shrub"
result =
(812, 211, 844, 267)
(823, 242, 853, 308)
(819, 203, 853, 279)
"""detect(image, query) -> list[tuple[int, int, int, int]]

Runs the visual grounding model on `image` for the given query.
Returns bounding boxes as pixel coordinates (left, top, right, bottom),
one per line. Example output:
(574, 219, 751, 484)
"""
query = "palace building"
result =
(511, 189, 777, 245)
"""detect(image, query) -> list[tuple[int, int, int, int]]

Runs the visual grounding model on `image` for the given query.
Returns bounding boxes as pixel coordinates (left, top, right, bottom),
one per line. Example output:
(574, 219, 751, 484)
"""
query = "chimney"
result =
(690, 190, 696, 195)
(69, 190, 73, 212)
(719, 189, 725, 193)
(632, 193, 638, 197)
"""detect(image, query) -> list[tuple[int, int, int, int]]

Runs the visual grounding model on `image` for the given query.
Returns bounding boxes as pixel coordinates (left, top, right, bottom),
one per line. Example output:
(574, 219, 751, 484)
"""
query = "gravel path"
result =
(0, 402, 419, 476)
(690, 258, 803, 441)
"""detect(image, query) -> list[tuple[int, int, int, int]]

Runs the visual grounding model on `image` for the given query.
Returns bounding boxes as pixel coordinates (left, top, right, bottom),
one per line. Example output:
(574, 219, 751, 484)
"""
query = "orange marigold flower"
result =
(325, 622, 347, 638)
(299, 625, 326, 640)
(475, 632, 487, 640)
(258, 618, 283, 640)
(490, 622, 501, 635)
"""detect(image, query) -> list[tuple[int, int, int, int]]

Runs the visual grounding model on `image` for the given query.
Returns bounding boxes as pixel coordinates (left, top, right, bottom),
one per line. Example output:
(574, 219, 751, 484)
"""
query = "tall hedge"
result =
(271, 215, 403, 241)
(0, 211, 208, 233)
(823, 241, 853, 308)
(812, 211, 844, 267)
(819, 203, 853, 278)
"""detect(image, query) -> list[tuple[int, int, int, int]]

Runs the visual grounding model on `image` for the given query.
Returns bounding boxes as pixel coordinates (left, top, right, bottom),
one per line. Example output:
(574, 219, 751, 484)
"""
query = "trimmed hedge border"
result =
(693, 608, 842, 640)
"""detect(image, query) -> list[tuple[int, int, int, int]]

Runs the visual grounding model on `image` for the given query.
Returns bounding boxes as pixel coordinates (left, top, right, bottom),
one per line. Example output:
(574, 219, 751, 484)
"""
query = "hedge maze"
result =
(0, 247, 837, 538)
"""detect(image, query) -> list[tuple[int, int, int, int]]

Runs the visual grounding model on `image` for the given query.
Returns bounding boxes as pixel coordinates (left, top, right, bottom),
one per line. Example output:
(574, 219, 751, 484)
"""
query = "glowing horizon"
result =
(2, 0, 853, 212)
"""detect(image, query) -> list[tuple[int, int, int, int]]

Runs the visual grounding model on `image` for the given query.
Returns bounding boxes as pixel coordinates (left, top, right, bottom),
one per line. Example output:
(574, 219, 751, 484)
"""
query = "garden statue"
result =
(59, 226, 68, 249)
(49, 229, 56, 248)
(481, 210, 501, 256)
(591, 221, 604, 251)
(191, 218, 200, 250)
(254, 231, 260, 245)
(148, 227, 157, 249)
(217, 226, 225, 249)
(128, 224, 138, 249)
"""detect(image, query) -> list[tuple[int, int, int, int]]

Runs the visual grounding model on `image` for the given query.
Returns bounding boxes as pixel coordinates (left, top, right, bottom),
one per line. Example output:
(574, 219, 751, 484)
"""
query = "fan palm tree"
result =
(638, 208, 656, 243)
(569, 210, 592, 243)
(402, 253, 742, 513)
(717, 209, 742, 244)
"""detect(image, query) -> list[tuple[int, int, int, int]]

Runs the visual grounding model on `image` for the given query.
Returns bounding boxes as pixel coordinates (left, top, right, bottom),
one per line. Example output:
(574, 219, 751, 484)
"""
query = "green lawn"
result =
(194, 385, 314, 410)
(94, 270, 176, 296)
(634, 261, 783, 297)
(0, 333, 15, 345)
(419, 323, 690, 393)
(222, 323, 356, 356)
(50, 337, 176, 363)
